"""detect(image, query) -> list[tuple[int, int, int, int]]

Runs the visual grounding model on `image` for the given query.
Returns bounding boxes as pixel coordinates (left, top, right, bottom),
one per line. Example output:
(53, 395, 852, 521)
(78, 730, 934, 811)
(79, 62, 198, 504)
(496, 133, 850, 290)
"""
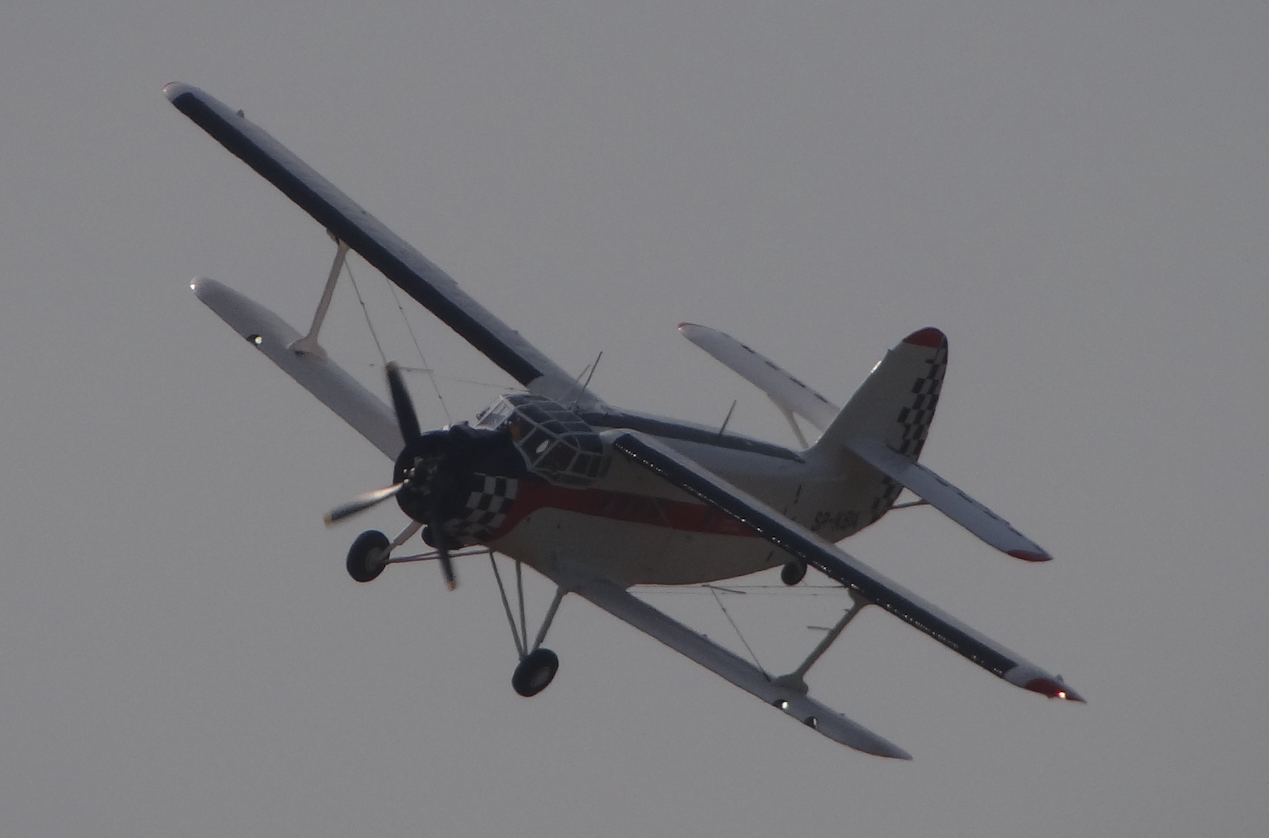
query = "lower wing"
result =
(552, 570, 911, 758)
(609, 431, 1083, 704)
(193, 277, 402, 459)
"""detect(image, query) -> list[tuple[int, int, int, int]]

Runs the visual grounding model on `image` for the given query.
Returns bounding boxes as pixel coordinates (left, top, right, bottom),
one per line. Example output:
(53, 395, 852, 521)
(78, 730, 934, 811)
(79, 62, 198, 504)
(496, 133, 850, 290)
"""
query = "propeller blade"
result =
(431, 508, 458, 591)
(324, 482, 405, 526)
(386, 362, 422, 443)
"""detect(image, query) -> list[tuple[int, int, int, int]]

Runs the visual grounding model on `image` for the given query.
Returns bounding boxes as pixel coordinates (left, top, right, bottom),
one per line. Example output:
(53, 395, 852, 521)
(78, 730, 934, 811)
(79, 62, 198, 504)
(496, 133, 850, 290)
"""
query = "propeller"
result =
(323, 481, 405, 525)
(386, 360, 421, 442)
(432, 507, 457, 591)
(323, 361, 458, 590)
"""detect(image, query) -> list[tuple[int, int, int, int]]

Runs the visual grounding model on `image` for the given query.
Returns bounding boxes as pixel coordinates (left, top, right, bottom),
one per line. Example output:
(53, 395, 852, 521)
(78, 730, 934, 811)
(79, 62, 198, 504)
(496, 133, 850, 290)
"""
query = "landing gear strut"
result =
(344, 521, 424, 583)
(490, 553, 566, 698)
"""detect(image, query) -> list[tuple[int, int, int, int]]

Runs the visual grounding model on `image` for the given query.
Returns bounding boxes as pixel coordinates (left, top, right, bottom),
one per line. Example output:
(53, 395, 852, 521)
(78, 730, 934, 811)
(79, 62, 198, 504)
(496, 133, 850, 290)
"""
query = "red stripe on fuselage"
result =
(491, 481, 759, 540)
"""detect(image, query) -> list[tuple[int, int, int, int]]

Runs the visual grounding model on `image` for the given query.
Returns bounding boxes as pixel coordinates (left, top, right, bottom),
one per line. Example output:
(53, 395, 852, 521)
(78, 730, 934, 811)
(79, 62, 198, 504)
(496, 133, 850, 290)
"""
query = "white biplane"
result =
(167, 83, 1082, 759)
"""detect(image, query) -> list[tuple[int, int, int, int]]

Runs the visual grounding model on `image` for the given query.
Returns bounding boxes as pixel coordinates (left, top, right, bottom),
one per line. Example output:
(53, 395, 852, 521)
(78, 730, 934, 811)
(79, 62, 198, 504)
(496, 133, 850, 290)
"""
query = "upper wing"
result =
(550, 570, 910, 758)
(165, 83, 601, 410)
(610, 430, 1083, 703)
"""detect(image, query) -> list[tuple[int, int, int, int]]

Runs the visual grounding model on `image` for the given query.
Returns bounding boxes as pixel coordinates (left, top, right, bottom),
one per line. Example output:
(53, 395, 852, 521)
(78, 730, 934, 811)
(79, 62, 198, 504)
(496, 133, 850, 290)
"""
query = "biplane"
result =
(166, 82, 1082, 759)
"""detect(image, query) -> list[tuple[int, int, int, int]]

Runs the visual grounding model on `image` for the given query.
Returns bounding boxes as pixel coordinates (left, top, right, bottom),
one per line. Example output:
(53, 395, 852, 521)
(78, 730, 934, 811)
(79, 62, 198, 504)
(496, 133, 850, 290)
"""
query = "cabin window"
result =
(495, 393, 611, 485)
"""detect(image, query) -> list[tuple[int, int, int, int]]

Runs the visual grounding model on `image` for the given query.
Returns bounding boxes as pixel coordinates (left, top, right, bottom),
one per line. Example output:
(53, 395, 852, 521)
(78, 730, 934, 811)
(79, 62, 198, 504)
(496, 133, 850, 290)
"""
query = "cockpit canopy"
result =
(475, 394, 609, 486)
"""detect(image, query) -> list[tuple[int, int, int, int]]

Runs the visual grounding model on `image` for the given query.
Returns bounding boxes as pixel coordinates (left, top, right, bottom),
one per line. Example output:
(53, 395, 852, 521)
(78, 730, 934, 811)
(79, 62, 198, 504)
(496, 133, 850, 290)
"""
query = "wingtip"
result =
(163, 81, 195, 102)
(1008, 549, 1053, 563)
(1024, 677, 1085, 703)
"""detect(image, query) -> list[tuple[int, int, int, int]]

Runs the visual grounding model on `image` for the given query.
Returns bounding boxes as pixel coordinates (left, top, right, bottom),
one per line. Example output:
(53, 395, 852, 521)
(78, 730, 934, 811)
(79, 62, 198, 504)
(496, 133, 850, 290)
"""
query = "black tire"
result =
(347, 530, 389, 583)
(781, 560, 807, 586)
(512, 648, 560, 697)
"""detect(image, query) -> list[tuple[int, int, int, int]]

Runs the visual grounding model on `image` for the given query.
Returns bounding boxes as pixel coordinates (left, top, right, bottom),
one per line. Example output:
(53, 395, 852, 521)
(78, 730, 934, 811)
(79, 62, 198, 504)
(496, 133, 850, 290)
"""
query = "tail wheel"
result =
(512, 648, 560, 697)
(346, 530, 389, 583)
(781, 560, 807, 586)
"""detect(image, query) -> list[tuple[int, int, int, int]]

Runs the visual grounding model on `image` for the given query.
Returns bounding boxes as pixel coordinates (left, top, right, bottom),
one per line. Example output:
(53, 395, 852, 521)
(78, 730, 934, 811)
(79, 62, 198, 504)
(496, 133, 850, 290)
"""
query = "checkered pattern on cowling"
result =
(894, 344, 947, 458)
(449, 475, 518, 544)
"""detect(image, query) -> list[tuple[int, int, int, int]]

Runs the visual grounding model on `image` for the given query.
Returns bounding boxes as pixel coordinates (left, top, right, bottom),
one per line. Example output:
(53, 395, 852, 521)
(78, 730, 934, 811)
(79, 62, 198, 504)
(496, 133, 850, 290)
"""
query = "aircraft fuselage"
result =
(432, 410, 897, 587)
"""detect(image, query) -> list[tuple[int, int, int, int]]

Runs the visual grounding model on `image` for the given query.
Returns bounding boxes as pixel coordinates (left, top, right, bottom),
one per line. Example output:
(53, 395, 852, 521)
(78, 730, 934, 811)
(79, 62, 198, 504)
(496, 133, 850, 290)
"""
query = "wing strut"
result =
(290, 236, 349, 357)
(772, 589, 868, 695)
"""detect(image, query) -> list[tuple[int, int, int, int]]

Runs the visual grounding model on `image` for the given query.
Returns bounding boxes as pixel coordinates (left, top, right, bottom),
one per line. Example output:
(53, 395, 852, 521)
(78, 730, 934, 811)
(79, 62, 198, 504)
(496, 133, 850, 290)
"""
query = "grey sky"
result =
(2, 2, 1266, 835)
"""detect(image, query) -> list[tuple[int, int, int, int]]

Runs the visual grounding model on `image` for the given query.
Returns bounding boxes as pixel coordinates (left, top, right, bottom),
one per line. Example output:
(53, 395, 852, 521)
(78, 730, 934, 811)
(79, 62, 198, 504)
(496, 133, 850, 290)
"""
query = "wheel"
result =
(781, 560, 807, 586)
(512, 648, 560, 697)
(346, 530, 389, 583)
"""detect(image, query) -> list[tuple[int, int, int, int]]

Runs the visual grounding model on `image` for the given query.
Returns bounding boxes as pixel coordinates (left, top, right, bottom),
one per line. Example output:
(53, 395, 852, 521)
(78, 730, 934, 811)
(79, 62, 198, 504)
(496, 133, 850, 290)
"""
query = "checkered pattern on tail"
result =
(867, 477, 903, 525)
(449, 475, 518, 544)
(895, 344, 947, 459)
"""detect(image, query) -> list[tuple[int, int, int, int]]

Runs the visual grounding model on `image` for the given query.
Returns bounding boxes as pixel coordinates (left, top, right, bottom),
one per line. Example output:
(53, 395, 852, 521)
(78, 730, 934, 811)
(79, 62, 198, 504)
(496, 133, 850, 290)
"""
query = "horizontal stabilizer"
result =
(192, 278, 402, 460)
(560, 573, 911, 758)
(679, 323, 839, 431)
(846, 438, 1051, 562)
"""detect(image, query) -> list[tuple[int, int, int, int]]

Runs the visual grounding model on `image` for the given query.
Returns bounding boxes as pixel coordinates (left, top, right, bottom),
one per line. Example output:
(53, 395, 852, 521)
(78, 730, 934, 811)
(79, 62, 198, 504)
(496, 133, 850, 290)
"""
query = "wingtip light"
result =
(1025, 677, 1085, 703)
(163, 81, 194, 102)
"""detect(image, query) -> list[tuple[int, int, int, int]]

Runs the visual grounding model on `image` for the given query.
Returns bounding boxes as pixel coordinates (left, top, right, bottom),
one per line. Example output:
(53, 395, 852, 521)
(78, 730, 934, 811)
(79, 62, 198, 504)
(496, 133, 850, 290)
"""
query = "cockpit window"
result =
(480, 394, 609, 485)
(474, 398, 515, 429)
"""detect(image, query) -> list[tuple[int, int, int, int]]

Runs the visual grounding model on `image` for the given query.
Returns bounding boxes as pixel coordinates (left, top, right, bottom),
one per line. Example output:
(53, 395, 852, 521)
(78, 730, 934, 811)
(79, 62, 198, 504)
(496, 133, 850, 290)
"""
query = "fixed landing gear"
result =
(346, 530, 389, 583)
(781, 559, 807, 586)
(489, 555, 567, 698)
(512, 647, 559, 697)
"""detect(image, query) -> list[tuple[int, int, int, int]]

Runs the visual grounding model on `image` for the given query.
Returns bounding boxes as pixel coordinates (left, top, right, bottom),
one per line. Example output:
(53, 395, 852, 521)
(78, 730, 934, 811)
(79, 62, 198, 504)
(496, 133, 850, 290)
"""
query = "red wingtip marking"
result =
(1008, 549, 1052, 563)
(1025, 678, 1085, 703)
(903, 327, 946, 348)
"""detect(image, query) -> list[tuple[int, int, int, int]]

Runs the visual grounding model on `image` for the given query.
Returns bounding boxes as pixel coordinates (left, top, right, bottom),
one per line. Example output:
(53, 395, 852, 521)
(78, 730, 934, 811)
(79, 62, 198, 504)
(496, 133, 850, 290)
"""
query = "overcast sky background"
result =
(2, 2, 1266, 835)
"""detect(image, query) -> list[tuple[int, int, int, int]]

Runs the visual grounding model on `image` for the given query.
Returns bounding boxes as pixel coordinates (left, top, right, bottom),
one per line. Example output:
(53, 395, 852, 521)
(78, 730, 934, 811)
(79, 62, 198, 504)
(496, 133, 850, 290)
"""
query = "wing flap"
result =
(193, 278, 402, 459)
(166, 83, 599, 409)
(846, 437, 1051, 562)
(561, 573, 910, 758)
(609, 430, 1082, 702)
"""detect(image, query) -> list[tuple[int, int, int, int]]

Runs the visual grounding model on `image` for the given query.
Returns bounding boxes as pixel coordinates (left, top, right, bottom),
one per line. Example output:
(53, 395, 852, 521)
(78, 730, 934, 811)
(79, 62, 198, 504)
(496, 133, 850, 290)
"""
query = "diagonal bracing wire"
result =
(387, 280, 451, 425)
(709, 585, 767, 677)
(343, 260, 389, 367)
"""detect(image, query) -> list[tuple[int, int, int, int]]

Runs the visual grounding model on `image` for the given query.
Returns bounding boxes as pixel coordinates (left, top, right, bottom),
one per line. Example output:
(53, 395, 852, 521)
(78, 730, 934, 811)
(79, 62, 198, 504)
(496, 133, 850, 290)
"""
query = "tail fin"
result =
(810, 327, 1052, 561)
(809, 327, 947, 462)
